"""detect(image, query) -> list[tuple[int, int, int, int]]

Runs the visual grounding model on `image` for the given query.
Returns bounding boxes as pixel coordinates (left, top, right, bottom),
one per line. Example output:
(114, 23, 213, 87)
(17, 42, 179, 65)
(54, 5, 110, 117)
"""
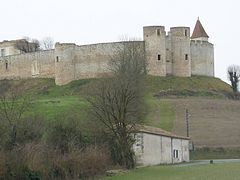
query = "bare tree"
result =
(15, 38, 40, 53)
(88, 41, 146, 168)
(227, 65, 240, 93)
(0, 88, 31, 149)
(31, 39, 40, 52)
(41, 37, 54, 50)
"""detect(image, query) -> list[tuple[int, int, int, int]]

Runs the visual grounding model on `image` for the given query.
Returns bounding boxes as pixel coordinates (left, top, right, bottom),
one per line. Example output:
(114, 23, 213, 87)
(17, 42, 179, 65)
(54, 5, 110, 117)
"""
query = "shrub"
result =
(5, 145, 41, 180)
(0, 116, 44, 151)
(45, 117, 89, 154)
(17, 116, 44, 145)
(51, 147, 110, 180)
(0, 151, 6, 179)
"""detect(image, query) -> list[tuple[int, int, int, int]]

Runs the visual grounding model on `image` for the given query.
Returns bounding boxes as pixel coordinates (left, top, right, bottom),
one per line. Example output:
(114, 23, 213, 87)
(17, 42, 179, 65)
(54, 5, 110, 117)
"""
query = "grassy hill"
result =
(1, 75, 238, 150)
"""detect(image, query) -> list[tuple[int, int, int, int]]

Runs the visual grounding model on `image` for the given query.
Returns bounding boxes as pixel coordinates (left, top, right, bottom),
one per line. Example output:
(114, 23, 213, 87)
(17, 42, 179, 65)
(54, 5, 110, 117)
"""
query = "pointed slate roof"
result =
(191, 19, 209, 39)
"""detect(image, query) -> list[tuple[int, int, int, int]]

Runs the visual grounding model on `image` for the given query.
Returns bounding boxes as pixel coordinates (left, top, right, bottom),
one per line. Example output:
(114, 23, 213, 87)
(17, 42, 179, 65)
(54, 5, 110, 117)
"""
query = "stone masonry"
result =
(0, 19, 214, 85)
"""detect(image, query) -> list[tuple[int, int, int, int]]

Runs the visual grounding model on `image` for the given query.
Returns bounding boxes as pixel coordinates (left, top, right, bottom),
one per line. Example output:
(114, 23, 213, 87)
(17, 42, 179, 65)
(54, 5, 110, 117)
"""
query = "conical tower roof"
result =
(191, 19, 209, 39)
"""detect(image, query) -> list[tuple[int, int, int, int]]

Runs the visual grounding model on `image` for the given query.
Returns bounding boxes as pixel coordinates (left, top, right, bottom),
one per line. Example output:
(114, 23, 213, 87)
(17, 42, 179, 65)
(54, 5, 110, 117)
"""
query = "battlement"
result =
(0, 19, 214, 85)
(170, 27, 190, 37)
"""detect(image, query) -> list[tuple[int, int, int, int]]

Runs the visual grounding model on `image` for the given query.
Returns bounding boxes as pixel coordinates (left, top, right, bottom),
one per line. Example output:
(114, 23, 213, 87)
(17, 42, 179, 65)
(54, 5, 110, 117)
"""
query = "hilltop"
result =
(0, 75, 238, 150)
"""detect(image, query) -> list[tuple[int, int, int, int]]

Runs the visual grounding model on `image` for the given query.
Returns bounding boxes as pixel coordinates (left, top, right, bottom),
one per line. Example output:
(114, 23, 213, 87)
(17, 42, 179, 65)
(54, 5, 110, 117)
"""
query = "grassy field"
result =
(145, 75, 231, 96)
(104, 163, 240, 180)
(145, 96, 175, 131)
(191, 149, 240, 160)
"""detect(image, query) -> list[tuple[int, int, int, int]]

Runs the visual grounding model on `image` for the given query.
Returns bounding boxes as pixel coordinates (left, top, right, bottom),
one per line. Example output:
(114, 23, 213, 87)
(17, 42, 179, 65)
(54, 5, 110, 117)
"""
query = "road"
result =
(174, 159, 240, 167)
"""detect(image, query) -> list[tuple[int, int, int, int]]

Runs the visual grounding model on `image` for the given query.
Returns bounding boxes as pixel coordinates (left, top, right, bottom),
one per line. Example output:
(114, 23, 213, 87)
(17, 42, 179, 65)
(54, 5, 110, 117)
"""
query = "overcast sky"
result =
(0, 0, 239, 82)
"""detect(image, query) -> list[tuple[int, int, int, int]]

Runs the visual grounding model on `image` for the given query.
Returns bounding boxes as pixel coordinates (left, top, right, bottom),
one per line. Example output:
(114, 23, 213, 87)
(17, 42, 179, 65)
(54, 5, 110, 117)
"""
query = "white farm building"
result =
(133, 126, 190, 166)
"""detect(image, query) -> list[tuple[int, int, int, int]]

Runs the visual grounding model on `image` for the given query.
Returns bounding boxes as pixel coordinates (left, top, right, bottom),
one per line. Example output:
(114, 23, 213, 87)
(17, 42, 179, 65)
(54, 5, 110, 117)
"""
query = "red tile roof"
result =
(191, 19, 209, 39)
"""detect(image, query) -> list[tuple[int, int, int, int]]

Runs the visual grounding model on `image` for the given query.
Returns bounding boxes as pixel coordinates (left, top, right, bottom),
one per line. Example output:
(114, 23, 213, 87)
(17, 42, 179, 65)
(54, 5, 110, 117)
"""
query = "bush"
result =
(5, 145, 41, 180)
(0, 151, 6, 179)
(17, 116, 44, 145)
(0, 116, 44, 151)
(51, 147, 110, 180)
(45, 117, 89, 154)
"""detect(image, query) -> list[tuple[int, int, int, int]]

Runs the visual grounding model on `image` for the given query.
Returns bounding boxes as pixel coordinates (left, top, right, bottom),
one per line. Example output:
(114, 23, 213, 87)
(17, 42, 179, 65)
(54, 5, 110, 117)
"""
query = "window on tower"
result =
(185, 29, 188, 37)
(158, 54, 161, 60)
(185, 54, 188, 60)
(1, 49, 5, 57)
(157, 29, 160, 36)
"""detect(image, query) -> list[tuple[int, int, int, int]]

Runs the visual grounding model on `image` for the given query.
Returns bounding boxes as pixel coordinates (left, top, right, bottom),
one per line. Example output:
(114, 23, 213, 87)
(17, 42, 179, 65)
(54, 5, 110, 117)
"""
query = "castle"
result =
(0, 19, 214, 85)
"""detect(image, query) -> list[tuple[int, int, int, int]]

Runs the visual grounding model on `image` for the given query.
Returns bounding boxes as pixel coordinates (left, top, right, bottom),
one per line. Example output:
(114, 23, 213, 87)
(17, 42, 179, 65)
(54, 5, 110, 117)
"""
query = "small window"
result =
(5, 62, 8, 70)
(185, 54, 188, 60)
(173, 149, 179, 158)
(157, 29, 160, 36)
(185, 29, 188, 37)
(56, 56, 59, 62)
(158, 54, 161, 61)
(1, 49, 5, 57)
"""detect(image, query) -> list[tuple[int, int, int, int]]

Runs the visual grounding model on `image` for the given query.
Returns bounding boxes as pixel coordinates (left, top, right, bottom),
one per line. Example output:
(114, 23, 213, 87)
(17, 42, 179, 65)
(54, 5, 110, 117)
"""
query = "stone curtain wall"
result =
(55, 41, 145, 85)
(0, 50, 55, 80)
(0, 27, 215, 86)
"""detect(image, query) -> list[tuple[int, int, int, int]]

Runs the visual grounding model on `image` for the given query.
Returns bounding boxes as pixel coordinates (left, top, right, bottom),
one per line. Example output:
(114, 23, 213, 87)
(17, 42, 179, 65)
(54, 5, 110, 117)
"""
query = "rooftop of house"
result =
(136, 125, 190, 140)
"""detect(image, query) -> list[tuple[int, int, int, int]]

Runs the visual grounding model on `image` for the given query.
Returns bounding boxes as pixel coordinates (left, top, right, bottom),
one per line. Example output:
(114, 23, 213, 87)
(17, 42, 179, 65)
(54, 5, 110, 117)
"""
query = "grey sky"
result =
(0, 0, 239, 82)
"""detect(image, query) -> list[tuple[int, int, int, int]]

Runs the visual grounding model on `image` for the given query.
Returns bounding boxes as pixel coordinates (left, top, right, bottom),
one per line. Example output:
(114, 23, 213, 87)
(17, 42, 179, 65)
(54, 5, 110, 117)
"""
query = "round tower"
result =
(190, 19, 214, 76)
(143, 26, 166, 76)
(170, 27, 191, 77)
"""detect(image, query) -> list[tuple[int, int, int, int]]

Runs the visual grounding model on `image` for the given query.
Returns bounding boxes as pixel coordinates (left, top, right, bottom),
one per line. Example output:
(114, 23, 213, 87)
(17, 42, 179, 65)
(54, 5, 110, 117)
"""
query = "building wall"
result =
(0, 50, 55, 80)
(133, 132, 189, 166)
(143, 26, 166, 76)
(170, 27, 191, 77)
(191, 40, 214, 76)
(160, 136, 173, 164)
(55, 41, 145, 85)
(0, 43, 21, 57)
(141, 132, 163, 165)
(172, 138, 189, 163)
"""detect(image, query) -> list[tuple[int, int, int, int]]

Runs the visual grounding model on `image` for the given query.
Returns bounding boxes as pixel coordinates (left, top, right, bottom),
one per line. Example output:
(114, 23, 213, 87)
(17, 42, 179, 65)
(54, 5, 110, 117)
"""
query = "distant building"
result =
(0, 40, 22, 57)
(0, 39, 39, 57)
(133, 125, 190, 166)
(0, 19, 214, 85)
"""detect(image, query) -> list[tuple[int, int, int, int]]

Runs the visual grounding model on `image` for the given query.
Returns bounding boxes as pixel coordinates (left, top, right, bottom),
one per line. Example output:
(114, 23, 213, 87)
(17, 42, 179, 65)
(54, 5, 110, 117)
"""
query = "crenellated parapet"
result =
(0, 19, 214, 85)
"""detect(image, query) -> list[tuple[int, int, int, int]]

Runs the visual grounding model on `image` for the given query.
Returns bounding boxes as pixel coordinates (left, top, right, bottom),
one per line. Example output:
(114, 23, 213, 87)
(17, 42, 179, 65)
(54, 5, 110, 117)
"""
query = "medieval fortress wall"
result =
(0, 20, 214, 85)
(0, 50, 55, 80)
(55, 41, 144, 85)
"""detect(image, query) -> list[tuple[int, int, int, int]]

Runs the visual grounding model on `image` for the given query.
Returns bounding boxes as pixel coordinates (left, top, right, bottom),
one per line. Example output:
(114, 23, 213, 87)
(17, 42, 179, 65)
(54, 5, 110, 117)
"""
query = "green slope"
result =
(0, 76, 232, 127)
